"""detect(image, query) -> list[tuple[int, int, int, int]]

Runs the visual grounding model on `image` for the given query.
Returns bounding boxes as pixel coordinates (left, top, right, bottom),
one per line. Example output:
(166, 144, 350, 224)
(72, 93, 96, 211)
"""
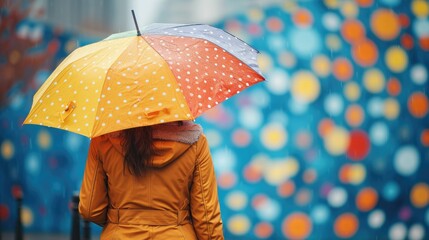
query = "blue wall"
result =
(1, 0, 429, 239)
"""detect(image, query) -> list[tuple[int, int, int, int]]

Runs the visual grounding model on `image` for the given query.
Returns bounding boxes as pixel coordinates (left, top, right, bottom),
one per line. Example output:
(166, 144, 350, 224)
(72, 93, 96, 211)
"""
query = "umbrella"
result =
(24, 12, 265, 138)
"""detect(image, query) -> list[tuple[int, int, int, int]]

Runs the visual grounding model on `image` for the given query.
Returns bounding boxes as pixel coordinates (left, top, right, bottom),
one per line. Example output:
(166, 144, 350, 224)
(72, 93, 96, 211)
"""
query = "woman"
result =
(79, 121, 224, 239)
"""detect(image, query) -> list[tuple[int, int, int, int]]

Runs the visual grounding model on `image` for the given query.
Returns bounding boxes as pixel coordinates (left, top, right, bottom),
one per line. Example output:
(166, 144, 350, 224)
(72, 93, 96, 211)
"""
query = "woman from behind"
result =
(79, 120, 224, 239)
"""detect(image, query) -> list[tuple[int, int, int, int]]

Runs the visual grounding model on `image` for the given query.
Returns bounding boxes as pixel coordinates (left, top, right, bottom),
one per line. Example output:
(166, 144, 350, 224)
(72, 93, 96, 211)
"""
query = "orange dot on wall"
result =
(333, 58, 354, 81)
(292, 9, 313, 27)
(282, 212, 312, 239)
(254, 222, 274, 239)
(339, 164, 352, 183)
(352, 39, 378, 67)
(421, 129, 429, 147)
(277, 181, 296, 198)
(341, 20, 366, 44)
(318, 118, 335, 137)
(398, 14, 410, 28)
(401, 34, 414, 49)
(334, 213, 359, 238)
(345, 104, 365, 127)
(408, 92, 429, 118)
(303, 169, 317, 184)
(356, 187, 378, 212)
(420, 37, 429, 51)
(387, 77, 401, 96)
(410, 183, 429, 208)
(370, 9, 401, 40)
(266, 17, 284, 32)
(252, 194, 268, 209)
(356, 0, 373, 7)
(217, 172, 237, 189)
(243, 165, 263, 183)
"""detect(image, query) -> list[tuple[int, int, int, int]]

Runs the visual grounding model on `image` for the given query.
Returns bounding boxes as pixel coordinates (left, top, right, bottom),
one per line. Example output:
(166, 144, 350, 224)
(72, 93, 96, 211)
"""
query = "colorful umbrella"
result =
(23, 21, 265, 137)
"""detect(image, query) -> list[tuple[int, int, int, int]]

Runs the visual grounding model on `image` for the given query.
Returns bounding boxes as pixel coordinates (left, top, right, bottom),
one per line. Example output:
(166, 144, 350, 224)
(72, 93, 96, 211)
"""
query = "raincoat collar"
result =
(152, 121, 202, 144)
(106, 121, 203, 167)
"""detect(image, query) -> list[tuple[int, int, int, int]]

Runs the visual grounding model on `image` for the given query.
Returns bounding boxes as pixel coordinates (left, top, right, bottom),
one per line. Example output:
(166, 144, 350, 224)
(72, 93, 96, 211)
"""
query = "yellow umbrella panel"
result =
(24, 37, 193, 137)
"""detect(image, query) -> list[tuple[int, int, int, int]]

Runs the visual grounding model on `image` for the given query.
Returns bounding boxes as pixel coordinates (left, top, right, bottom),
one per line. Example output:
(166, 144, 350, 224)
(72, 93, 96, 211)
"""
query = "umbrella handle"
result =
(60, 101, 76, 123)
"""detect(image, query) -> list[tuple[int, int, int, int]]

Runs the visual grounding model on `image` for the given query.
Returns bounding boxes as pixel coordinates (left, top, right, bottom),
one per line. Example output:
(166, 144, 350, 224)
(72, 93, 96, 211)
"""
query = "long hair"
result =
(121, 126, 155, 176)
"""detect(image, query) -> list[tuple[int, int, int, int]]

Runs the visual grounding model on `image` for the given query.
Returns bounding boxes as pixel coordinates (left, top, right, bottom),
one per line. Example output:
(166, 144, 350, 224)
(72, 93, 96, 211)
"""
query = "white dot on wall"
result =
(327, 187, 347, 208)
(265, 69, 290, 95)
(408, 223, 425, 240)
(369, 121, 389, 146)
(322, 12, 341, 31)
(238, 107, 263, 129)
(368, 209, 385, 229)
(367, 97, 385, 118)
(410, 64, 427, 85)
(324, 93, 344, 116)
(394, 145, 420, 176)
(389, 223, 407, 240)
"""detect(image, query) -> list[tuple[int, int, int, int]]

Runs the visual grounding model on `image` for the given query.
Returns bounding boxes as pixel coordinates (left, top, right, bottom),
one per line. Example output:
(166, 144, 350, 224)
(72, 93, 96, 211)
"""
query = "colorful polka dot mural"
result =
(1, 0, 429, 239)
(211, 0, 428, 238)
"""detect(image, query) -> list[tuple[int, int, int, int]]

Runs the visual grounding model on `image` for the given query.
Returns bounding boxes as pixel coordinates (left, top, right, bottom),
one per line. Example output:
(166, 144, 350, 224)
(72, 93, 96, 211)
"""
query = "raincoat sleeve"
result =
(79, 138, 108, 226)
(190, 135, 224, 239)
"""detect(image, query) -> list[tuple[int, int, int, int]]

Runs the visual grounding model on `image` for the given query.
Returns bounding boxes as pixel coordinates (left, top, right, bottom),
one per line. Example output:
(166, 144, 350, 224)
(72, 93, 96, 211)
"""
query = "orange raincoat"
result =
(79, 122, 224, 239)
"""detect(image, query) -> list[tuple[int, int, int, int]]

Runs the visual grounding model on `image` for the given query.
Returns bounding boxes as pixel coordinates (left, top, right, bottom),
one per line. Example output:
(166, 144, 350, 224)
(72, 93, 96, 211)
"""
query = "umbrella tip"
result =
(131, 10, 141, 36)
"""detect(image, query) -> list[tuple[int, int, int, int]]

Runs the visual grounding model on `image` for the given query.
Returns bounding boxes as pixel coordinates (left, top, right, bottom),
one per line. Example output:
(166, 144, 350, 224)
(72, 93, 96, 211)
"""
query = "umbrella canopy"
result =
(24, 23, 265, 137)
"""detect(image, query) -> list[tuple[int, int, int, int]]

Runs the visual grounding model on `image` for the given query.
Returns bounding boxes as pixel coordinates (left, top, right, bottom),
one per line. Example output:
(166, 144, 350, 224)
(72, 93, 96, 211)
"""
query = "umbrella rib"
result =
(89, 43, 139, 138)
(138, 36, 195, 120)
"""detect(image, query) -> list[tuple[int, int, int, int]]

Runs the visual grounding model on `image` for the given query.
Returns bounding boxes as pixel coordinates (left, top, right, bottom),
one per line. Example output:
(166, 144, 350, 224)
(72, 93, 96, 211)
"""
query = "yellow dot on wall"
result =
(312, 55, 331, 77)
(411, 183, 429, 208)
(324, 127, 350, 156)
(283, 1, 299, 13)
(247, 8, 265, 22)
(264, 158, 299, 185)
(325, 34, 342, 52)
(226, 191, 248, 211)
(37, 130, 52, 150)
(291, 71, 321, 103)
(257, 52, 273, 74)
(1, 140, 14, 160)
(22, 207, 34, 226)
(344, 82, 361, 101)
(412, 0, 429, 18)
(385, 46, 408, 73)
(363, 68, 385, 93)
(349, 164, 366, 185)
(384, 98, 400, 120)
(261, 123, 288, 151)
(228, 215, 251, 235)
(324, 0, 341, 9)
(341, 1, 359, 19)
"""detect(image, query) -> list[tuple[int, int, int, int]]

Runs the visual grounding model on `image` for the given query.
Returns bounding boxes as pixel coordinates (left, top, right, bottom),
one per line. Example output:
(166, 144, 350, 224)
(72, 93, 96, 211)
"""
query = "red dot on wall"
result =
(11, 185, 23, 199)
(347, 130, 370, 161)
(401, 34, 414, 49)
(0, 204, 10, 220)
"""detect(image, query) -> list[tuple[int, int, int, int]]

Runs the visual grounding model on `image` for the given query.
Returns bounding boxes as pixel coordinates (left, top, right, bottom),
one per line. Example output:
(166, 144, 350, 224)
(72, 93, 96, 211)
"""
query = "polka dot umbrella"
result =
(23, 16, 265, 137)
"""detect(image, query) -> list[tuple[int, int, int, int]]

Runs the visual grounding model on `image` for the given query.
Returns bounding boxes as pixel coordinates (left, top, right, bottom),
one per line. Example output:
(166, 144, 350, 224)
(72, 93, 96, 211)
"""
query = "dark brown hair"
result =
(121, 126, 155, 176)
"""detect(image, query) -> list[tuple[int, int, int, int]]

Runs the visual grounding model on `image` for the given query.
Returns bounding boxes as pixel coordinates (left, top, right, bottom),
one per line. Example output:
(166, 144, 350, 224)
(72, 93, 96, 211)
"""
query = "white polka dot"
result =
(327, 187, 347, 207)
(389, 223, 406, 240)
